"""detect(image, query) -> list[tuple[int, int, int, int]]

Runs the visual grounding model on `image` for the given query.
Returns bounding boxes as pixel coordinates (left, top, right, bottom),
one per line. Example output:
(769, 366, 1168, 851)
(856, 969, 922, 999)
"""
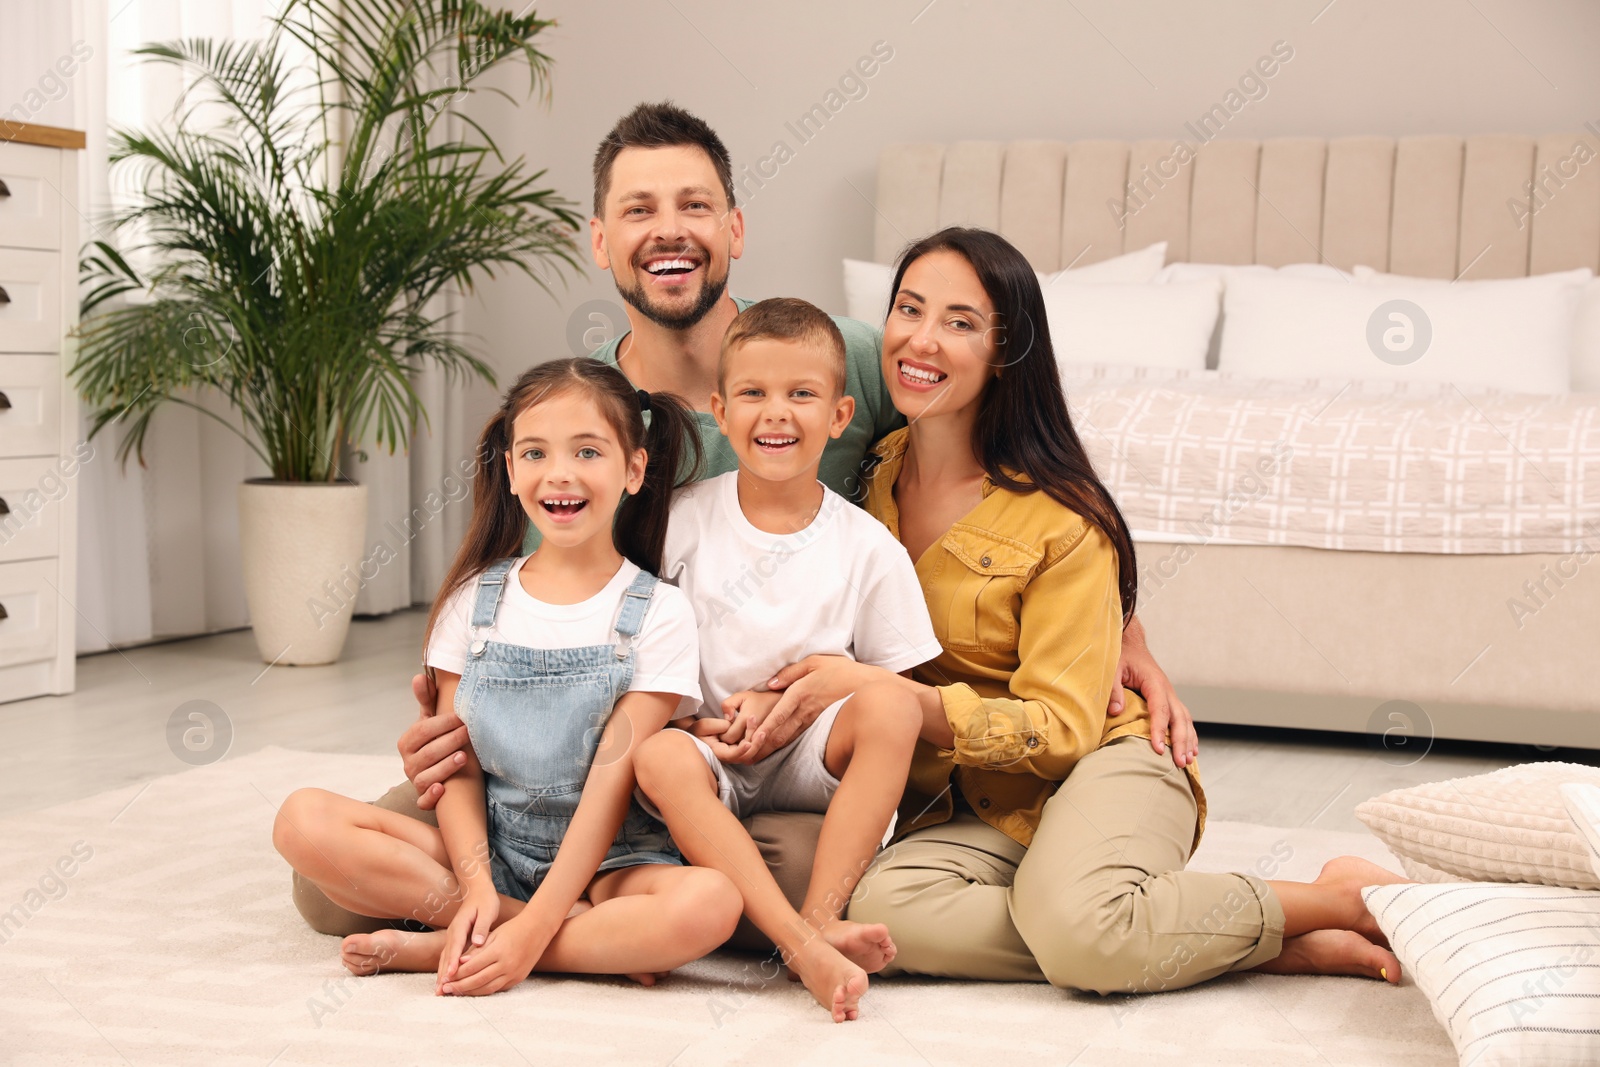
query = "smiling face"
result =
(712, 338, 854, 485)
(590, 145, 744, 331)
(881, 249, 1002, 422)
(504, 390, 645, 551)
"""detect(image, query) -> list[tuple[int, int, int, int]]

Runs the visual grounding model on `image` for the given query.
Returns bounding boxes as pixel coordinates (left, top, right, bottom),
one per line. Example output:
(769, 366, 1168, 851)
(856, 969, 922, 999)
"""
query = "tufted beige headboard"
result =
(873, 135, 1600, 280)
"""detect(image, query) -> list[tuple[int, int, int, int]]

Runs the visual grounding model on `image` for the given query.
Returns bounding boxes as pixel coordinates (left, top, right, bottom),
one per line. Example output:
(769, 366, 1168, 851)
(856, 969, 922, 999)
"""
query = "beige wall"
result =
(458, 0, 1600, 388)
(10, 0, 1599, 436)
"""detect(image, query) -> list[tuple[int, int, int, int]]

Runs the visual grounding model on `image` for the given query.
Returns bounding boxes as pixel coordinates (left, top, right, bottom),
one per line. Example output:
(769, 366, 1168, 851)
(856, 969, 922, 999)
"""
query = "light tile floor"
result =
(5, 609, 1591, 831)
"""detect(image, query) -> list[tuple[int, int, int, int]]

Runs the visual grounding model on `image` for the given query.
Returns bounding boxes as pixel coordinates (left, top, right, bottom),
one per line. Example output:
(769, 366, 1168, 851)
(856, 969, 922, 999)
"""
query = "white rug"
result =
(1, 747, 1459, 1066)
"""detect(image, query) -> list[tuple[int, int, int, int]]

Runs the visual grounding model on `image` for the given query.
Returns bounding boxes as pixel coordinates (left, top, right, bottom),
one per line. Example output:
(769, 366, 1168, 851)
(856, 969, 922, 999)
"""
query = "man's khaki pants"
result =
(288, 784, 822, 953)
(848, 736, 1286, 993)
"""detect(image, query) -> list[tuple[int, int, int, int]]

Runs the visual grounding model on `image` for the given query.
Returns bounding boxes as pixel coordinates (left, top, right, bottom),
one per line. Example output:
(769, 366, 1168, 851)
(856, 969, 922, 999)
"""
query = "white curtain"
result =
(19, 0, 476, 651)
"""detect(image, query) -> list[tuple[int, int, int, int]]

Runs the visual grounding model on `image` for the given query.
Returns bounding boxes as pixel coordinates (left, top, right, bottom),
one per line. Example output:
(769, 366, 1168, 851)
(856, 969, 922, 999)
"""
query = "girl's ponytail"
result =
(423, 406, 529, 651)
(616, 389, 702, 576)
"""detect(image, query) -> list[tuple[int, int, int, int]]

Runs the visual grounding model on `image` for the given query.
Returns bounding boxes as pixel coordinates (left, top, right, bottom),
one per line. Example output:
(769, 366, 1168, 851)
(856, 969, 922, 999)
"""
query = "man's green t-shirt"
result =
(521, 296, 905, 553)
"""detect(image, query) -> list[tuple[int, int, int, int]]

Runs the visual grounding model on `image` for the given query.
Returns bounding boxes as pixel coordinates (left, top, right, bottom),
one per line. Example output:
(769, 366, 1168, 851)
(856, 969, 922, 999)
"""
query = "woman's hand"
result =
(1108, 616, 1199, 769)
(440, 913, 555, 996)
(437, 883, 499, 993)
(755, 656, 890, 762)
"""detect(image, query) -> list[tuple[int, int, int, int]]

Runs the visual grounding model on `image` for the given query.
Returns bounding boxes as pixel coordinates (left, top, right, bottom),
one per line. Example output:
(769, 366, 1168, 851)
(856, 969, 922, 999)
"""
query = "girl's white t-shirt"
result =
(425, 556, 702, 707)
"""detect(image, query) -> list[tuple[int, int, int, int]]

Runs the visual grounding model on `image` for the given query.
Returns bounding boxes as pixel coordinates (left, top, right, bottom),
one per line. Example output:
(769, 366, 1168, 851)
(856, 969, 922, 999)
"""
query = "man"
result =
(291, 102, 1196, 942)
(554, 102, 902, 512)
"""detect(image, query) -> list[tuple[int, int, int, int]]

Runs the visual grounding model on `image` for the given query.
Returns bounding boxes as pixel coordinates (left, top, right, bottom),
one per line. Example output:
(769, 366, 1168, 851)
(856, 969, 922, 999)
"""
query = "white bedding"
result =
(1063, 366, 1600, 555)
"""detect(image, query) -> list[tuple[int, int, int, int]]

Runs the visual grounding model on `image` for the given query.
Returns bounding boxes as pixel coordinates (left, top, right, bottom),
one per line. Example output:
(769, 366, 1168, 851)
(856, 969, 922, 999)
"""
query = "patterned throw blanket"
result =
(1061, 367, 1600, 555)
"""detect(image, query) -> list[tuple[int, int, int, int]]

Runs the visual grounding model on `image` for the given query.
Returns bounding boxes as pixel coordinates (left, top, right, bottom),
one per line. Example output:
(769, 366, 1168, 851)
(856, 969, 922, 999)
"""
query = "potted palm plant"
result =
(73, 0, 579, 664)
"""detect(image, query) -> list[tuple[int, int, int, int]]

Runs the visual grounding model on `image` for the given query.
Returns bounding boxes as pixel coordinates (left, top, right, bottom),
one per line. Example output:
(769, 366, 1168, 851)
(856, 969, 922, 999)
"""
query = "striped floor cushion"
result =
(1365, 882, 1600, 1066)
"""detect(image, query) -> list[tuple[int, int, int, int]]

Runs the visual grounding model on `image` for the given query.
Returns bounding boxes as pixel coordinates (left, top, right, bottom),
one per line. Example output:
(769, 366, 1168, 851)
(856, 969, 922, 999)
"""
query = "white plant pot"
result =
(238, 480, 369, 666)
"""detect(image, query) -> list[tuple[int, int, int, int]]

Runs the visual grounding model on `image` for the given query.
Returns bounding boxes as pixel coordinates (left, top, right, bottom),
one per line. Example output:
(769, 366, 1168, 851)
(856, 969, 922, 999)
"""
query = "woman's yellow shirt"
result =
(863, 428, 1206, 851)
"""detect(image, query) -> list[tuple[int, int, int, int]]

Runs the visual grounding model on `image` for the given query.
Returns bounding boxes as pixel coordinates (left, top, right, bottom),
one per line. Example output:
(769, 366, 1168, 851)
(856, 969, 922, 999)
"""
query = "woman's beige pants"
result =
(848, 736, 1286, 993)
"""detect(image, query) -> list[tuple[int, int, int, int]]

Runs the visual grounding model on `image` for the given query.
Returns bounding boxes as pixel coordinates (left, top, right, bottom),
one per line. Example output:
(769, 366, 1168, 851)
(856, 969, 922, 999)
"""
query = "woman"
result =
(761, 227, 1404, 992)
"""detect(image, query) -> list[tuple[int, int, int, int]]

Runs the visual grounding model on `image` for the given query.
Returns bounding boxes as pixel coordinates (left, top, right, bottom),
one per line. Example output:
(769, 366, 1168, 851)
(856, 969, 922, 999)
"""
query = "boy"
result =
(634, 298, 941, 1023)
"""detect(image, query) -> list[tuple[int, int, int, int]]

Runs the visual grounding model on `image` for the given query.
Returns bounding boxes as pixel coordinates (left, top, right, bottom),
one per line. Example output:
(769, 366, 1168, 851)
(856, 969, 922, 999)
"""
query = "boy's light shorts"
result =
(702, 695, 849, 817)
(637, 693, 899, 847)
(637, 696, 848, 820)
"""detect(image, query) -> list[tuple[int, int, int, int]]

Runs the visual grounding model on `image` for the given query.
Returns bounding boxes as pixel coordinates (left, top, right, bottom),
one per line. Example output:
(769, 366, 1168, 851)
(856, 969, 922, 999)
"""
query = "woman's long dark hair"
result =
(889, 227, 1138, 621)
(424, 357, 702, 648)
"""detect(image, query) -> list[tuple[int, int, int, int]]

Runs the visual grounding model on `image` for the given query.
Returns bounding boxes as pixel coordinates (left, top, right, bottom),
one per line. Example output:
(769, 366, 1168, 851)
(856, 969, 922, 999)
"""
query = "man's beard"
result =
(615, 260, 729, 331)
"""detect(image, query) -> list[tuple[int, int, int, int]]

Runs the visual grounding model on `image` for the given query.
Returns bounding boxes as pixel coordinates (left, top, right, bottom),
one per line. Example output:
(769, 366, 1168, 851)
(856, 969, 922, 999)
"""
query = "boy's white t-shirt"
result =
(663, 472, 942, 718)
(426, 557, 702, 714)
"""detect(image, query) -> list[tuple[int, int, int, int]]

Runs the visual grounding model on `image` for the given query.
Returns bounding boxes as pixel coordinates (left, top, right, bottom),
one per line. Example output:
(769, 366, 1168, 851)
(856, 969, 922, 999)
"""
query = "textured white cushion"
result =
(841, 241, 1168, 325)
(1046, 277, 1221, 372)
(1356, 763, 1600, 890)
(1364, 881, 1600, 1067)
(1397, 854, 1467, 884)
(1562, 783, 1600, 882)
(1220, 268, 1589, 393)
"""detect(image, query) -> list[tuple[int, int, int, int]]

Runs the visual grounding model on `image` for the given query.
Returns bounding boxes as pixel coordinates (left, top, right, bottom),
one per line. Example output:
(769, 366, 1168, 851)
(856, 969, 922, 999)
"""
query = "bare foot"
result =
(819, 920, 897, 974)
(341, 928, 446, 975)
(788, 938, 869, 1022)
(1316, 856, 1408, 947)
(625, 972, 671, 987)
(1252, 929, 1401, 983)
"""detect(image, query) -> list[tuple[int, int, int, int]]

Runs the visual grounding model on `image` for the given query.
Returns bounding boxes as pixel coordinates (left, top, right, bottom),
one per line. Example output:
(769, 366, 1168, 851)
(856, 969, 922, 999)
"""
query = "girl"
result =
(274, 358, 740, 996)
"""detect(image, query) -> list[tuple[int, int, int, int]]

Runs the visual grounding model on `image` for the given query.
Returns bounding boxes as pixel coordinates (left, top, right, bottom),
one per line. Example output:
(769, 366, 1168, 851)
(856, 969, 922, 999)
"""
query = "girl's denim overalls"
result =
(456, 558, 680, 901)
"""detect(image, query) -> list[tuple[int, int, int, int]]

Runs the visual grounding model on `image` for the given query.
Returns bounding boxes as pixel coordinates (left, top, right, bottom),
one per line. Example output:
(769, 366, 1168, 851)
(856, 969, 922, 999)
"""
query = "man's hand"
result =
(1108, 616, 1199, 769)
(400, 671, 472, 810)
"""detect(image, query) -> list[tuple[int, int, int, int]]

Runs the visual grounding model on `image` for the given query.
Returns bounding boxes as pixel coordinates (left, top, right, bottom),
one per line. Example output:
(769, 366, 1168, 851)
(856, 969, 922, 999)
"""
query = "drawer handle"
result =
(0, 391, 8, 409)
(0, 286, 9, 304)
(0, 602, 7, 622)
(0, 497, 7, 516)
(0, 178, 9, 198)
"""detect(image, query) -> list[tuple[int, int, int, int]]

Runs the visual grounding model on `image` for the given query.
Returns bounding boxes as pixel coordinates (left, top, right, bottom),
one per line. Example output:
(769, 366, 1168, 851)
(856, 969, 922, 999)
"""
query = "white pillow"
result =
(1354, 267, 1600, 391)
(1156, 261, 1351, 285)
(1156, 262, 1350, 368)
(1057, 240, 1168, 284)
(1219, 268, 1589, 393)
(1560, 783, 1600, 881)
(1045, 277, 1222, 372)
(841, 241, 1168, 325)
(1355, 762, 1600, 890)
(1365, 881, 1600, 1067)
(842, 257, 898, 326)
(1571, 280, 1600, 391)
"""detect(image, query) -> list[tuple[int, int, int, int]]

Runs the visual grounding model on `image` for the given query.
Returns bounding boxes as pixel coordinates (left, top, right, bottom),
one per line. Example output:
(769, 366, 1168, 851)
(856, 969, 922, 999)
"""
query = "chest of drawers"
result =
(0, 122, 83, 703)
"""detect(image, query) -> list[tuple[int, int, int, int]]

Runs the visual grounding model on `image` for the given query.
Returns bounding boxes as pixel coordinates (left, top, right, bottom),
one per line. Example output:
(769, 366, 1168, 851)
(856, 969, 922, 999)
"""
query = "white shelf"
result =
(0, 136, 80, 701)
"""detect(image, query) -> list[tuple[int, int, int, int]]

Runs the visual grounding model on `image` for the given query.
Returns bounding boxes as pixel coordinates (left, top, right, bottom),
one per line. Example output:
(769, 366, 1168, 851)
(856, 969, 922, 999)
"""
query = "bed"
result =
(870, 135, 1600, 750)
